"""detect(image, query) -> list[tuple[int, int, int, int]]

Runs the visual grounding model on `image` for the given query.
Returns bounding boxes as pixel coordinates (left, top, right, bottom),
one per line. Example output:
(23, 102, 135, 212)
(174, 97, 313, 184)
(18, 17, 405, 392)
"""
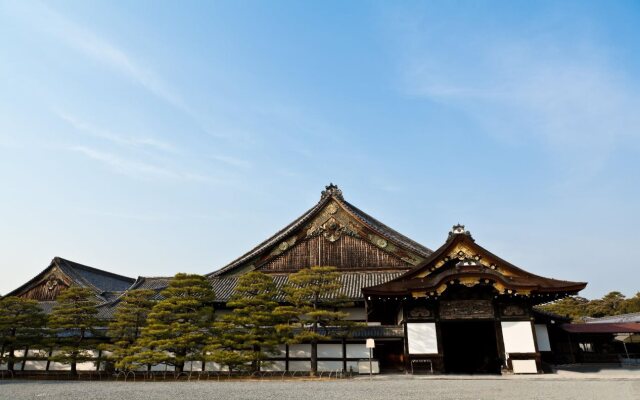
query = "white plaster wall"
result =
(23, 360, 48, 371)
(318, 361, 343, 371)
(346, 344, 368, 358)
(204, 362, 229, 372)
(357, 360, 379, 374)
(344, 307, 367, 321)
(48, 362, 70, 371)
(75, 361, 96, 371)
(289, 344, 311, 358)
(261, 360, 286, 371)
(288, 361, 310, 371)
(501, 321, 536, 353)
(407, 323, 438, 354)
(512, 359, 538, 374)
(318, 344, 342, 358)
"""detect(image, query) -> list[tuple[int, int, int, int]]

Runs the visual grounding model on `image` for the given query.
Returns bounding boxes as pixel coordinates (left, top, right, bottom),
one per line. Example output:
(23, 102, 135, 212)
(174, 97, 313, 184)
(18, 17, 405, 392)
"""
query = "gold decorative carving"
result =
(327, 203, 338, 214)
(46, 276, 60, 291)
(440, 300, 494, 320)
(306, 217, 359, 242)
(502, 305, 526, 316)
(408, 306, 432, 318)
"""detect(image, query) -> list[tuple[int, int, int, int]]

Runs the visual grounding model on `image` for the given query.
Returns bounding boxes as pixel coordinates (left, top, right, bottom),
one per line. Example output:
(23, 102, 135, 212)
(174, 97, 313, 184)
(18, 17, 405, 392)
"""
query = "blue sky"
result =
(1, 1, 639, 298)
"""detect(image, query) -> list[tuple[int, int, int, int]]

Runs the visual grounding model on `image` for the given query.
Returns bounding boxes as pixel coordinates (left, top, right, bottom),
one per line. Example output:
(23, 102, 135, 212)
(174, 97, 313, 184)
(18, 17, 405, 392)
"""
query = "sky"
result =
(1, 1, 639, 298)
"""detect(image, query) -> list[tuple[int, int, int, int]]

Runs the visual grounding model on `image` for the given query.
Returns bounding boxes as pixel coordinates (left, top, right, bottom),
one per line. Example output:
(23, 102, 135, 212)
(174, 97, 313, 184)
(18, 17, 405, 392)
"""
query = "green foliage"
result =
(0, 296, 47, 371)
(47, 287, 101, 374)
(539, 291, 640, 321)
(206, 271, 283, 372)
(276, 266, 357, 375)
(129, 273, 215, 372)
(104, 289, 155, 371)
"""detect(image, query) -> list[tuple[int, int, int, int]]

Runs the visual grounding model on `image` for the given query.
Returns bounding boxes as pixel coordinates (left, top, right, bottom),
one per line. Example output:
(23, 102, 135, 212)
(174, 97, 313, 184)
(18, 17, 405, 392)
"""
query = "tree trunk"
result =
(7, 347, 15, 372)
(310, 339, 318, 376)
(71, 361, 77, 375)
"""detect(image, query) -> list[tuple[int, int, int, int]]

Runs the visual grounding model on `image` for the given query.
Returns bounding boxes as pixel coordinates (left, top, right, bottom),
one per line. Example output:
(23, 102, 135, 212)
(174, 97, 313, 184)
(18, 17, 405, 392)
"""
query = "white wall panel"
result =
(76, 361, 96, 371)
(407, 323, 438, 354)
(534, 324, 551, 351)
(48, 362, 70, 371)
(288, 361, 311, 371)
(318, 344, 342, 358)
(346, 344, 368, 358)
(512, 359, 538, 374)
(346, 361, 359, 373)
(184, 361, 203, 371)
(501, 321, 536, 353)
(357, 360, 379, 374)
(289, 344, 311, 358)
(344, 307, 367, 321)
(23, 360, 48, 371)
(204, 362, 228, 372)
(261, 360, 286, 371)
(318, 361, 343, 371)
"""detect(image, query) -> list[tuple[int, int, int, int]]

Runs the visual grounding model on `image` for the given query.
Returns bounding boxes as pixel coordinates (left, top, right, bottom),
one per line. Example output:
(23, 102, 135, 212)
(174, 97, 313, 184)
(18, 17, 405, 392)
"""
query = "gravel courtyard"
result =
(1, 377, 639, 400)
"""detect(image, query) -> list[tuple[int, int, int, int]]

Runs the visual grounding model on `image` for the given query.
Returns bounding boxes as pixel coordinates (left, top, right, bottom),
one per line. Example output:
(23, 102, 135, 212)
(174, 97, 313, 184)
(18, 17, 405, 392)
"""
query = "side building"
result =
(1, 184, 587, 374)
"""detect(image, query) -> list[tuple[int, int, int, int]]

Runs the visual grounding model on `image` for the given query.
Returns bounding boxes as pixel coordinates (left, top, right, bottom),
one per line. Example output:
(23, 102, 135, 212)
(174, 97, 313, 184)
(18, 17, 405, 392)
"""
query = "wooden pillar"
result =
(341, 338, 347, 372)
(285, 344, 289, 372)
(494, 316, 506, 372)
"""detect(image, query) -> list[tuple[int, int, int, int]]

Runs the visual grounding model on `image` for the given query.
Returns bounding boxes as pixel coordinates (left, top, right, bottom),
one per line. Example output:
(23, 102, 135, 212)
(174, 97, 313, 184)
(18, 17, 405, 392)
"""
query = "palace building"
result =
(3, 184, 588, 374)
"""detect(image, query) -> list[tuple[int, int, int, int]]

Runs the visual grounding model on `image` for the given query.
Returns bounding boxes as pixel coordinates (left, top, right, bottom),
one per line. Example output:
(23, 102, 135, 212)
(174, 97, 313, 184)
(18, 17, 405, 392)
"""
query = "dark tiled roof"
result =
(5, 257, 134, 303)
(208, 185, 432, 277)
(209, 271, 403, 302)
(340, 199, 432, 259)
(585, 312, 640, 324)
(53, 257, 135, 293)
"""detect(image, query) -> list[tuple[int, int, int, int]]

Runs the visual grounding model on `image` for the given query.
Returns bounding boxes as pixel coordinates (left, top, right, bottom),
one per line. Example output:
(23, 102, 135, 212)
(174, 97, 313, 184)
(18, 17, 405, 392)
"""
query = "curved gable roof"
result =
(208, 184, 432, 277)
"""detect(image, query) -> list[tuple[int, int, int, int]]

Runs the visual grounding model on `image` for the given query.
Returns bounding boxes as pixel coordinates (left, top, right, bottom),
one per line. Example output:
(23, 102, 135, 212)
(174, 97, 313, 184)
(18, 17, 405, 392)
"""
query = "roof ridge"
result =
(338, 199, 433, 257)
(208, 185, 435, 278)
(207, 195, 332, 277)
(53, 257, 135, 283)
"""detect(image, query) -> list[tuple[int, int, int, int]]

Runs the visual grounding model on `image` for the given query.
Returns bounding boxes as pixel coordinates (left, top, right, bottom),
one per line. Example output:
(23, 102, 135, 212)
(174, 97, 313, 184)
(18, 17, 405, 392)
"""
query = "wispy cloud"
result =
(388, 11, 640, 175)
(10, 2, 188, 112)
(4, 1, 226, 136)
(69, 145, 211, 183)
(209, 154, 252, 169)
(57, 111, 176, 153)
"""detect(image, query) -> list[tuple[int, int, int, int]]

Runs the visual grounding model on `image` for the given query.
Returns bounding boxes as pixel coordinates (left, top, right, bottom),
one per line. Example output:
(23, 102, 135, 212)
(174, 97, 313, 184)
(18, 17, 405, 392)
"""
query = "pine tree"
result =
(130, 273, 215, 373)
(104, 289, 155, 371)
(278, 266, 355, 376)
(207, 271, 283, 372)
(0, 296, 47, 371)
(47, 287, 101, 375)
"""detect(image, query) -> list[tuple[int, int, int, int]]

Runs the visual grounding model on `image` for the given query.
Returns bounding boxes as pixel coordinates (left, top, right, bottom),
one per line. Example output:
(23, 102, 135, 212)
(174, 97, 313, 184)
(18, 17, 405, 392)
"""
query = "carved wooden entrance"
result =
(441, 320, 501, 374)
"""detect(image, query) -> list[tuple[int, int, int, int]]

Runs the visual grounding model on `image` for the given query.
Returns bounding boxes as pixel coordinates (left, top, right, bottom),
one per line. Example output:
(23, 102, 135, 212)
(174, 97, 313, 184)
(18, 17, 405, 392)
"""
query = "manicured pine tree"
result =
(104, 289, 155, 371)
(277, 266, 355, 376)
(207, 271, 282, 372)
(0, 296, 47, 371)
(130, 273, 215, 373)
(47, 287, 101, 375)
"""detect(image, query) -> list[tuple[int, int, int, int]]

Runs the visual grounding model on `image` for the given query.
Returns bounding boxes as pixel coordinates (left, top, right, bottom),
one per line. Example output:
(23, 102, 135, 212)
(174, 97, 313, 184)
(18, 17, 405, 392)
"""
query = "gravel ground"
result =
(1, 378, 639, 400)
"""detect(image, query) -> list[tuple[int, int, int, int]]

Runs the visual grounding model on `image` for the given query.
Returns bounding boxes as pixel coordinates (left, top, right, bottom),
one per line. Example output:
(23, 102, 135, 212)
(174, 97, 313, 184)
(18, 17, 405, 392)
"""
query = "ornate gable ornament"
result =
(320, 183, 343, 200)
(448, 223, 474, 241)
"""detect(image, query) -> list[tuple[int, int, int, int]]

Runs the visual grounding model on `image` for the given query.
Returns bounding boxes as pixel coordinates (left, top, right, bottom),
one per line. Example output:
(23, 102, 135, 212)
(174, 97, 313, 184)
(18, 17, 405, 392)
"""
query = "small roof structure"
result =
(5, 257, 135, 303)
(562, 323, 640, 334)
(363, 224, 586, 304)
(585, 312, 640, 324)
